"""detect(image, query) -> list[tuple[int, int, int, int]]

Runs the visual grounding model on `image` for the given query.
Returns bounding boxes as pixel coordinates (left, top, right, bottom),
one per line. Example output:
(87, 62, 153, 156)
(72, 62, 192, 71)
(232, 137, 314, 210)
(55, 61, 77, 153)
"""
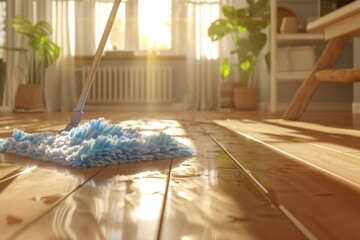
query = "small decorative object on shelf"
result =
(277, 7, 296, 33)
(277, 46, 316, 73)
(280, 16, 299, 33)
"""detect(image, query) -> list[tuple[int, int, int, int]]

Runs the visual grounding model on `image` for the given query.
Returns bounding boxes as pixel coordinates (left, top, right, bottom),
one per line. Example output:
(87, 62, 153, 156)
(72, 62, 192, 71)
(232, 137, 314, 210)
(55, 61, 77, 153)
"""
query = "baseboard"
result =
(352, 102, 360, 113)
(0, 105, 13, 112)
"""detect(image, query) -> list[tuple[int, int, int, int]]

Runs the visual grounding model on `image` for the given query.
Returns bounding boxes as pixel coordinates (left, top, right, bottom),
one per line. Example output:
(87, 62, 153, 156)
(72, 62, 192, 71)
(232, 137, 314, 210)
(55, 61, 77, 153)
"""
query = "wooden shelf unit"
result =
(270, 0, 323, 112)
(277, 33, 323, 43)
(276, 71, 311, 81)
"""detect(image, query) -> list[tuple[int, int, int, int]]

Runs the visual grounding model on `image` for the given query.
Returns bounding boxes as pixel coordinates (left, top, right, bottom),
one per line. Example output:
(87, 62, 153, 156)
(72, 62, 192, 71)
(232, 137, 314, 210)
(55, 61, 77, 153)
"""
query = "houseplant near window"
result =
(208, 0, 270, 110)
(1, 16, 60, 110)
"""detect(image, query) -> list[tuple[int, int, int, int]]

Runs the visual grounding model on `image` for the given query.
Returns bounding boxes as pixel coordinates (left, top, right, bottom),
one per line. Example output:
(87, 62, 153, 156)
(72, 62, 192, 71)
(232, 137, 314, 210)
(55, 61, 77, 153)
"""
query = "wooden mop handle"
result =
(77, 0, 122, 111)
(62, 0, 122, 132)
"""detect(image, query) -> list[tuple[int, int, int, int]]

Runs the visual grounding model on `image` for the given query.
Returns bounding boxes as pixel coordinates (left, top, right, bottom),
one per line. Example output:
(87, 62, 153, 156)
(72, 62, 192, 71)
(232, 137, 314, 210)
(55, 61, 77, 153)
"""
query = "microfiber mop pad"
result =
(0, 118, 194, 168)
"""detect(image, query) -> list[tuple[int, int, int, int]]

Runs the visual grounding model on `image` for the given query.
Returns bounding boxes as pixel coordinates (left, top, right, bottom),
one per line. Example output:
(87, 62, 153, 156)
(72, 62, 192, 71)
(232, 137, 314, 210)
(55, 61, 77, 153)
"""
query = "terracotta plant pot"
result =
(221, 82, 238, 108)
(233, 87, 259, 110)
(15, 84, 44, 110)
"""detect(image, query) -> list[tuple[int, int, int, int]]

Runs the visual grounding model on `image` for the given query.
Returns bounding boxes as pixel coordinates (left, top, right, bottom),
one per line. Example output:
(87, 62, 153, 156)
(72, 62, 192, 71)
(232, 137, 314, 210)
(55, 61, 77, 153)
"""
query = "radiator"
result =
(79, 64, 174, 104)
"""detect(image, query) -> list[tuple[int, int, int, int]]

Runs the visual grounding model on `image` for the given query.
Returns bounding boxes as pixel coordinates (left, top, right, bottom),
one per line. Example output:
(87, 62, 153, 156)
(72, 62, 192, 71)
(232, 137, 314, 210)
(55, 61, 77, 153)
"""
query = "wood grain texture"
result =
(215, 119, 360, 186)
(307, 1, 360, 34)
(159, 121, 305, 240)
(315, 68, 360, 82)
(0, 163, 103, 239)
(0, 111, 358, 239)
(283, 36, 350, 120)
(204, 122, 360, 239)
(14, 159, 173, 240)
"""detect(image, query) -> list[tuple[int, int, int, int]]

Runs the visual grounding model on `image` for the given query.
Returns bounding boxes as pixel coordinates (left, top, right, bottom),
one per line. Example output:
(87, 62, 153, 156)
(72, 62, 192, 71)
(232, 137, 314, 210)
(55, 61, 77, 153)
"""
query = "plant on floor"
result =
(0, 16, 60, 84)
(208, 0, 270, 87)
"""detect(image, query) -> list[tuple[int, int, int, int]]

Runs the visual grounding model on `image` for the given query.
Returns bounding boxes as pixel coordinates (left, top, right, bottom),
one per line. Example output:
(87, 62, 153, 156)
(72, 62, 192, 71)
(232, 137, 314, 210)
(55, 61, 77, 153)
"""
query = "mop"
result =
(0, 0, 194, 168)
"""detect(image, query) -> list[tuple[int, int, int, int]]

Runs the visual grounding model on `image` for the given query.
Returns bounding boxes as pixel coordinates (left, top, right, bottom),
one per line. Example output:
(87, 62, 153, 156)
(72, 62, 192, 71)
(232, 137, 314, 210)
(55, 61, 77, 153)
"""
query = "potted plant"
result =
(208, 0, 270, 110)
(1, 16, 60, 110)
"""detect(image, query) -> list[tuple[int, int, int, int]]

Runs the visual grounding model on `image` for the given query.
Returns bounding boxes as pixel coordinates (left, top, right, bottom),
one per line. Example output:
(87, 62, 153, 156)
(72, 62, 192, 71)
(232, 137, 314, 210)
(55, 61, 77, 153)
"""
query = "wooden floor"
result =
(0, 110, 359, 240)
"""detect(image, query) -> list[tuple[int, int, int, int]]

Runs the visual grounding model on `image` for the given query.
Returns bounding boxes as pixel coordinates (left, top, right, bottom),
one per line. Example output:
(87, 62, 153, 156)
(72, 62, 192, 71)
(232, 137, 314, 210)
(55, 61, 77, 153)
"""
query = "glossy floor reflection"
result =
(0, 111, 359, 239)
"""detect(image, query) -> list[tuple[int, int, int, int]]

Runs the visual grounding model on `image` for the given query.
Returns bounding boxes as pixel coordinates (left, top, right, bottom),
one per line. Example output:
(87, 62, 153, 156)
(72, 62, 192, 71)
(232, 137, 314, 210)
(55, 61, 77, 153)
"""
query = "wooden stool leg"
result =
(282, 36, 350, 120)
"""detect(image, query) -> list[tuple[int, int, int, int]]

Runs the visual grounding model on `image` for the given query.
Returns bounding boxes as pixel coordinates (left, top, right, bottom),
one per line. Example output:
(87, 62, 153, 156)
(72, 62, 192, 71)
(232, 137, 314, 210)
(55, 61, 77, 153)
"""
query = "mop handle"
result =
(77, 0, 122, 111)
(62, 0, 122, 132)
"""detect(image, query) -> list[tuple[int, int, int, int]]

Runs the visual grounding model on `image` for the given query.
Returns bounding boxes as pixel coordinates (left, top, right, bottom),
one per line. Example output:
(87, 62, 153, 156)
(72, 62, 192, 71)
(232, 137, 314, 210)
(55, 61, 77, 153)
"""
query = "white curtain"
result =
(184, 0, 222, 110)
(6, 0, 34, 107)
(7, 0, 242, 111)
(7, 0, 77, 111)
(44, 0, 77, 111)
(75, 0, 96, 55)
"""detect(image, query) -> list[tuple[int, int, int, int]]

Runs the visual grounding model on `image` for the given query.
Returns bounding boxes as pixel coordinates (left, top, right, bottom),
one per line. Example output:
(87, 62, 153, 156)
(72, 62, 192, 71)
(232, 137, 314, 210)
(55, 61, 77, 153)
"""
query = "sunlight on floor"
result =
(116, 119, 194, 149)
(214, 118, 360, 187)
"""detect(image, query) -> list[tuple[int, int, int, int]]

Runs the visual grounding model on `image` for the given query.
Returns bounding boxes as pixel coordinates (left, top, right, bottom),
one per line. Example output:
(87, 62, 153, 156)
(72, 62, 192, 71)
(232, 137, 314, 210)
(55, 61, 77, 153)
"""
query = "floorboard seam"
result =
(200, 123, 316, 240)
(8, 165, 108, 240)
(156, 158, 173, 240)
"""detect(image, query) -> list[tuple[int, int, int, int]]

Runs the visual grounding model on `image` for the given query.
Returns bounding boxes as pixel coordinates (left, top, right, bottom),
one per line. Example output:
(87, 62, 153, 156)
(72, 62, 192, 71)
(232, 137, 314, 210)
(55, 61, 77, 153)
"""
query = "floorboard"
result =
(13, 159, 173, 240)
(159, 121, 305, 239)
(0, 162, 103, 239)
(0, 110, 358, 239)
(204, 122, 360, 239)
(215, 119, 360, 187)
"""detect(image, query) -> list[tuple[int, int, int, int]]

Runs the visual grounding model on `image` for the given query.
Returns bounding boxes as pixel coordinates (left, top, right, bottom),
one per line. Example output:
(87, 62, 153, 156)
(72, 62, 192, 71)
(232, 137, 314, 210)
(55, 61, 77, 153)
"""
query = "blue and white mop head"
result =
(0, 118, 194, 168)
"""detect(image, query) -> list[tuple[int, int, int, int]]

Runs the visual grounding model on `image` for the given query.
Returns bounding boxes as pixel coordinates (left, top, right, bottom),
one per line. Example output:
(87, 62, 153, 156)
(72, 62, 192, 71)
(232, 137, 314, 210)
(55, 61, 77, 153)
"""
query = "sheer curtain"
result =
(7, 0, 240, 111)
(7, 0, 77, 111)
(184, 0, 222, 110)
(44, 0, 77, 111)
(75, 0, 96, 55)
(6, 1, 34, 108)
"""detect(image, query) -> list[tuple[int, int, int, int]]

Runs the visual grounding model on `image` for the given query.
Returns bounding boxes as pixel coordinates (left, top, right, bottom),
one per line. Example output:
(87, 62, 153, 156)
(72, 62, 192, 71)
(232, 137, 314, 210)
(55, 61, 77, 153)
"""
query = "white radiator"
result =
(79, 64, 174, 104)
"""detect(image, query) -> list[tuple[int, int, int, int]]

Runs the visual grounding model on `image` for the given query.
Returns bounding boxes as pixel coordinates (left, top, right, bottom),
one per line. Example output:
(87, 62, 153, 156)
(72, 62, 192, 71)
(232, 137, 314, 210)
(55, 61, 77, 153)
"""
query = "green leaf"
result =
(222, 5, 235, 20)
(243, 18, 262, 33)
(235, 9, 247, 19)
(232, 38, 250, 58)
(247, 0, 269, 17)
(208, 19, 232, 41)
(220, 58, 231, 79)
(32, 36, 60, 68)
(249, 32, 266, 57)
(237, 25, 246, 34)
(253, 0, 270, 17)
(246, 0, 256, 9)
(12, 16, 34, 37)
(11, 16, 60, 69)
(209, 1, 270, 86)
(240, 60, 252, 71)
(33, 21, 53, 36)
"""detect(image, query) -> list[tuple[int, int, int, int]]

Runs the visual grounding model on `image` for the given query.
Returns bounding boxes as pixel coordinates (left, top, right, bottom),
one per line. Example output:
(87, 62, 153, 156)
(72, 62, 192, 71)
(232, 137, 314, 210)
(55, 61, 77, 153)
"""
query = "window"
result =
(67, 0, 173, 55)
(96, 0, 126, 51)
(93, 0, 172, 53)
(138, 0, 172, 51)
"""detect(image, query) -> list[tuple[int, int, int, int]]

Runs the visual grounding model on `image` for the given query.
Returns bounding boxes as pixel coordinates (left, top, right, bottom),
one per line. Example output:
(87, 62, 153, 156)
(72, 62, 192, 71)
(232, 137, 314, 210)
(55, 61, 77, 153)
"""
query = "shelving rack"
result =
(270, 0, 323, 112)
